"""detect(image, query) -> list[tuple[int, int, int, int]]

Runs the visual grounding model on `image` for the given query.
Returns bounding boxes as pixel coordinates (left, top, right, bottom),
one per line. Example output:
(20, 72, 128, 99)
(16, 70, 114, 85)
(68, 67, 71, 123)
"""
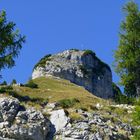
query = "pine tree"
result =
(0, 11, 25, 77)
(114, 1, 140, 97)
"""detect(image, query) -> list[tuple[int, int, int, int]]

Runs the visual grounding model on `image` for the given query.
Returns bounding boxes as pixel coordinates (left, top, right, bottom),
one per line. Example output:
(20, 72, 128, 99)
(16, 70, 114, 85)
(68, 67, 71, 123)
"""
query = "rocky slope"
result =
(0, 96, 50, 140)
(0, 96, 136, 140)
(32, 49, 113, 99)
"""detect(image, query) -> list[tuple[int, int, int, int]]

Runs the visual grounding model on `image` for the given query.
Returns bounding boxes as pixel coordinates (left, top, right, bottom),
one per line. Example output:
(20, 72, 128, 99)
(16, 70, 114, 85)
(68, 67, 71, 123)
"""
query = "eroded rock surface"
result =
(0, 97, 50, 140)
(32, 50, 113, 99)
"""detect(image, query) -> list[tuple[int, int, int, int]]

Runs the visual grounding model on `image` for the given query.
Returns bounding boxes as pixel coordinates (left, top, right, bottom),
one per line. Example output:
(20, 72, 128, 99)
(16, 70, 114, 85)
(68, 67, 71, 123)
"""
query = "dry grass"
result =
(13, 77, 106, 108)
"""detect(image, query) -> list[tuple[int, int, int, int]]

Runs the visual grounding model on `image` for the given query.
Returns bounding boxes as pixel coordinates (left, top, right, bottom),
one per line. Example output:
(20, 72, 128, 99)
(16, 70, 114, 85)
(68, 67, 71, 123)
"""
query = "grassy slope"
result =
(1, 76, 133, 127)
(13, 77, 107, 108)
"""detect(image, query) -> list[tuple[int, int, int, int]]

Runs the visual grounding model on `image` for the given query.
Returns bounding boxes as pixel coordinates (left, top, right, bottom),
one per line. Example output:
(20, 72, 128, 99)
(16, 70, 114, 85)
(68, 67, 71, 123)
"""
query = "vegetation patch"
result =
(69, 112, 84, 121)
(83, 50, 96, 57)
(58, 98, 80, 108)
(25, 80, 38, 89)
(34, 54, 52, 69)
(113, 82, 136, 105)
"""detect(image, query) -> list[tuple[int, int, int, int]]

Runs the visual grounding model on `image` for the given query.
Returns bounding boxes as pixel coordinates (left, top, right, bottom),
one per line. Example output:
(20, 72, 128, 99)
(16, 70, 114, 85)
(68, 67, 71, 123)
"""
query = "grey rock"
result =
(0, 97, 50, 140)
(32, 50, 113, 99)
(50, 109, 70, 132)
(0, 97, 20, 122)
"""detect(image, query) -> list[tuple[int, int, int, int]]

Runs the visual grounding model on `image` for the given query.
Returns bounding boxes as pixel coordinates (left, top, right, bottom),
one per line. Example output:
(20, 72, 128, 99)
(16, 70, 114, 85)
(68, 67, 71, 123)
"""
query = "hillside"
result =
(12, 76, 105, 109)
(0, 77, 136, 140)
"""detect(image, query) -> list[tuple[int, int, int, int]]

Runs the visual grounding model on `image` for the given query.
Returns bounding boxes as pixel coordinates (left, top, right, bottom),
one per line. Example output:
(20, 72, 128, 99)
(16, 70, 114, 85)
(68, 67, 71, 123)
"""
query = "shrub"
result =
(11, 79, 17, 85)
(70, 49, 79, 51)
(1, 81, 7, 86)
(34, 54, 52, 69)
(80, 106, 88, 111)
(25, 80, 38, 89)
(0, 87, 6, 93)
(113, 82, 135, 104)
(58, 98, 80, 108)
(132, 129, 140, 140)
(0, 86, 13, 93)
(133, 106, 140, 126)
(69, 112, 83, 121)
(83, 50, 96, 57)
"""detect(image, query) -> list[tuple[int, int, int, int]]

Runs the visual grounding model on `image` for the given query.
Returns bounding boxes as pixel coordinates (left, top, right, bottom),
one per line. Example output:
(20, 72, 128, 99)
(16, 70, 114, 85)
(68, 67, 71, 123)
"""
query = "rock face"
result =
(32, 49, 113, 98)
(0, 96, 50, 140)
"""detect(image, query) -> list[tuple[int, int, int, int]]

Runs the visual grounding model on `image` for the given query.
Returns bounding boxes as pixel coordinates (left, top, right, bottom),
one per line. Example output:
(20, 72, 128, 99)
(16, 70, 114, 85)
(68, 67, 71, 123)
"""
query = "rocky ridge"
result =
(32, 49, 113, 99)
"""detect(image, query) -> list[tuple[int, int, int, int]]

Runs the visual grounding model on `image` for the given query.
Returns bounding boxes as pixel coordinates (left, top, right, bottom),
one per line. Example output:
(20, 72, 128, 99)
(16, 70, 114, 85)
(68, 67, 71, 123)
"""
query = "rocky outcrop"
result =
(0, 96, 135, 140)
(0, 96, 50, 140)
(55, 112, 133, 140)
(32, 49, 113, 99)
(46, 104, 134, 140)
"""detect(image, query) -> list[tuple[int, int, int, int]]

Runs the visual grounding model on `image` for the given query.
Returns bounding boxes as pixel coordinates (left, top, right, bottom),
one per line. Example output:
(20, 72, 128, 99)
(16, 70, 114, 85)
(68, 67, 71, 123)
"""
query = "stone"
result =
(50, 109, 70, 132)
(32, 49, 113, 99)
(0, 97, 20, 122)
(0, 97, 50, 140)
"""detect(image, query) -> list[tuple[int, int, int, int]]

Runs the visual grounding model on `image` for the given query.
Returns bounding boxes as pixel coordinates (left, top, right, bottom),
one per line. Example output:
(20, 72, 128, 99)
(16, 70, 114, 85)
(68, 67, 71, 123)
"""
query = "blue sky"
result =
(0, 0, 139, 86)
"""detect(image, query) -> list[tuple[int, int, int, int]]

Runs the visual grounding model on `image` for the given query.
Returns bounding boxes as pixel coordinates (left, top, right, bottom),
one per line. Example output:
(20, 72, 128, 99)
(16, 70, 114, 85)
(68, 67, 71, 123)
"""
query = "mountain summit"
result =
(32, 49, 113, 99)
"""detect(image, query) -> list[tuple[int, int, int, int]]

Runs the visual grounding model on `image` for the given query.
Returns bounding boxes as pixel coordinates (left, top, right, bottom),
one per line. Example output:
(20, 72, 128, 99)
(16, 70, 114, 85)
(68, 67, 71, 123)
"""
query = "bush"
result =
(34, 54, 52, 69)
(0, 86, 13, 93)
(69, 112, 83, 121)
(133, 129, 140, 140)
(70, 49, 79, 51)
(131, 98, 140, 139)
(112, 82, 135, 104)
(0, 87, 6, 93)
(11, 79, 17, 85)
(25, 80, 38, 88)
(133, 106, 140, 126)
(0, 81, 7, 86)
(83, 50, 96, 57)
(58, 98, 80, 108)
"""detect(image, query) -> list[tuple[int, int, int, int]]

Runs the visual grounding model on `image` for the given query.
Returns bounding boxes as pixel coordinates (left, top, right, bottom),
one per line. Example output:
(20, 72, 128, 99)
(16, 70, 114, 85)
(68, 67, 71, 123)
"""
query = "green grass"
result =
(11, 77, 104, 108)
(0, 76, 134, 127)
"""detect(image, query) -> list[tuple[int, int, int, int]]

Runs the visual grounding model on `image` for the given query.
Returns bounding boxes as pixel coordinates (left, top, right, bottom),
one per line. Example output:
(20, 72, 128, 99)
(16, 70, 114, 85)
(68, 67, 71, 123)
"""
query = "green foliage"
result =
(0, 85, 13, 93)
(83, 50, 96, 57)
(0, 10, 25, 75)
(11, 79, 17, 85)
(133, 106, 140, 126)
(0, 87, 6, 93)
(113, 82, 135, 104)
(58, 98, 80, 108)
(70, 49, 79, 51)
(0, 81, 7, 85)
(25, 80, 38, 88)
(132, 104, 140, 140)
(34, 54, 52, 69)
(114, 1, 140, 97)
(132, 129, 140, 140)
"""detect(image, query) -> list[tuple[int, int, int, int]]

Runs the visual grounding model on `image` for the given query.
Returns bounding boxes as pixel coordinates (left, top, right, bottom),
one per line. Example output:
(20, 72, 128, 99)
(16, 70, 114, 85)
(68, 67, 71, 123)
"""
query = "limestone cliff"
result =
(32, 49, 113, 99)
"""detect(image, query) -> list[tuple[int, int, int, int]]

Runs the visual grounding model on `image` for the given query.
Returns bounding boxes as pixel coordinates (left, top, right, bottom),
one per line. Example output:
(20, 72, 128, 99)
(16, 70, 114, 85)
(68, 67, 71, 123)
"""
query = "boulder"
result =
(0, 97, 50, 140)
(0, 97, 20, 122)
(50, 109, 70, 132)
